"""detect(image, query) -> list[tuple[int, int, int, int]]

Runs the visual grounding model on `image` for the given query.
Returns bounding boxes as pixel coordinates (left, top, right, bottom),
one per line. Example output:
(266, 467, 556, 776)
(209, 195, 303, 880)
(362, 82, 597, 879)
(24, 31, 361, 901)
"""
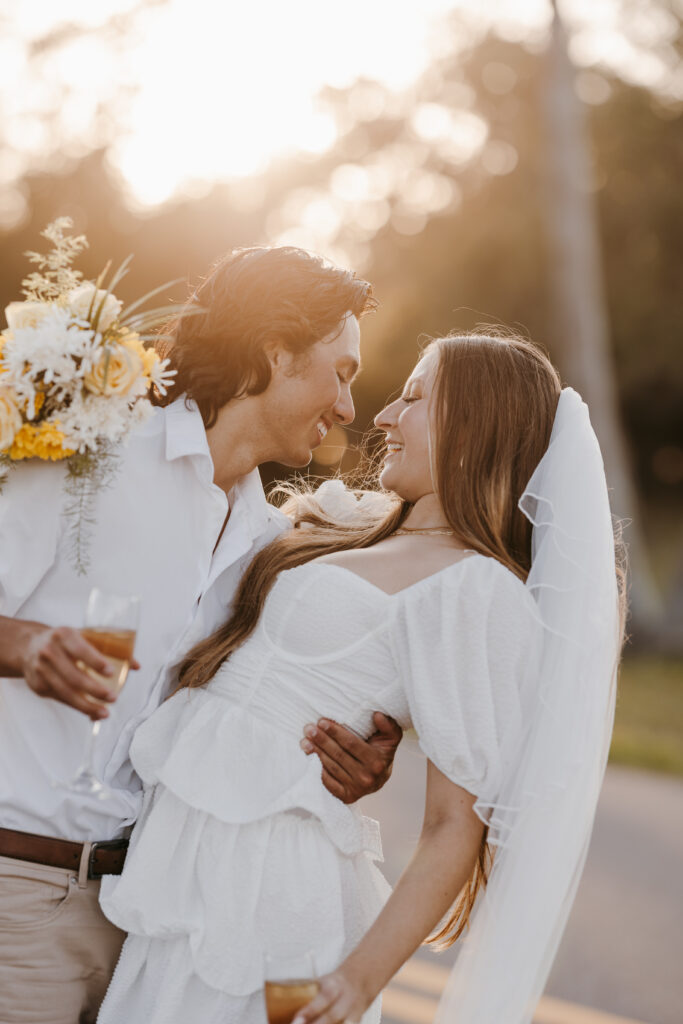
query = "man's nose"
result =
(334, 385, 355, 426)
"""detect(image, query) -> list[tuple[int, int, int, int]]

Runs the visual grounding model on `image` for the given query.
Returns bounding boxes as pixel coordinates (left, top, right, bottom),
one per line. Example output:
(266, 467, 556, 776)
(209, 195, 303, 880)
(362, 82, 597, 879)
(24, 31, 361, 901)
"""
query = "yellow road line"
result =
(533, 996, 650, 1024)
(385, 959, 649, 1024)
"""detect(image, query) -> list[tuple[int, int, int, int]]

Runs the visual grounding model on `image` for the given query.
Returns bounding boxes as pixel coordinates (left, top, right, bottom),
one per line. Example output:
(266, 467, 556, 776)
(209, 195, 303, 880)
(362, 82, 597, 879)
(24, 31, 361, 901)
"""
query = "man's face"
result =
(262, 313, 361, 467)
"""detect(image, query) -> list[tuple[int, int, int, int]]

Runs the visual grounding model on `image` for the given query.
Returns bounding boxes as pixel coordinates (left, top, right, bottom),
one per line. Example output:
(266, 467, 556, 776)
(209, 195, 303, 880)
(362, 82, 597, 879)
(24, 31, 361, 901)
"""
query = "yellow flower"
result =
(120, 330, 159, 379)
(6, 421, 74, 461)
(0, 388, 22, 451)
(84, 343, 143, 396)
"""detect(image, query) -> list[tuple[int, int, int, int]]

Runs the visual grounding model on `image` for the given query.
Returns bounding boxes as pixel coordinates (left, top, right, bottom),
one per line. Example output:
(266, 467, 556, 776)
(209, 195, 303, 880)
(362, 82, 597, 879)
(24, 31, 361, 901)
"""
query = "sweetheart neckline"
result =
(293, 553, 481, 598)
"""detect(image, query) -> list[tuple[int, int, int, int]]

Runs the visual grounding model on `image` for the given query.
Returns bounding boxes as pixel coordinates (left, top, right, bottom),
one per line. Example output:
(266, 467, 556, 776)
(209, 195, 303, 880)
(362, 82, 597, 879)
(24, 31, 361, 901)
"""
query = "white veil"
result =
(436, 387, 622, 1023)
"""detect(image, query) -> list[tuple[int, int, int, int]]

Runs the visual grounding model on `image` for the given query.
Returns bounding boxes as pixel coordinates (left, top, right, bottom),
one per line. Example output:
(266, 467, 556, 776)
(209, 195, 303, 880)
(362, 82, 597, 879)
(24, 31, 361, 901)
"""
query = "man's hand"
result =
(300, 712, 403, 804)
(20, 623, 138, 720)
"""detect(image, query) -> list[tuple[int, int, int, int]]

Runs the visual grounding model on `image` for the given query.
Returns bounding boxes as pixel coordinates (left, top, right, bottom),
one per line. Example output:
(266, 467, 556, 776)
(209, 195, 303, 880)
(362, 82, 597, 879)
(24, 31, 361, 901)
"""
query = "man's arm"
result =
(300, 712, 403, 803)
(0, 615, 123, 720)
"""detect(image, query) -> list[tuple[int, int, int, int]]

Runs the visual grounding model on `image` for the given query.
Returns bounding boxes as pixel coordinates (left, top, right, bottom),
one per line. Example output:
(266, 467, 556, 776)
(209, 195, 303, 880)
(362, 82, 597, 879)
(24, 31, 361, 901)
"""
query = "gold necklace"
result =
(394, 527, 455, 537)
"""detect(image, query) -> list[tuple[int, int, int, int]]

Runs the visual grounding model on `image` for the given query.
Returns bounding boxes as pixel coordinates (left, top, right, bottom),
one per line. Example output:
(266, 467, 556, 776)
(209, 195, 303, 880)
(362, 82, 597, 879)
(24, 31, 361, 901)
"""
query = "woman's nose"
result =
(374, 398, 400, 430)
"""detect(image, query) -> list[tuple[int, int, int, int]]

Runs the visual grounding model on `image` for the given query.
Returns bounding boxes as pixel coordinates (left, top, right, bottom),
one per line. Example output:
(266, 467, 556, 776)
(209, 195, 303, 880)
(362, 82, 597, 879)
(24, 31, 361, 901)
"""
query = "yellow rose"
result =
(84, 344, 142, 396)
(120, 330, 158, 378)
(4, 301, 51, 331)
(67, 283, 123, 331)
(0, 388, 23, 451)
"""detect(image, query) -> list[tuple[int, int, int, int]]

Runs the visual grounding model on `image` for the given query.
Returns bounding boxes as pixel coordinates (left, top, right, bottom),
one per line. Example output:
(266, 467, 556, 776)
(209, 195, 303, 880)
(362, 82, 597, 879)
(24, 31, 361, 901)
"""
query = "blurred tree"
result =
(541, 0, 662, 637)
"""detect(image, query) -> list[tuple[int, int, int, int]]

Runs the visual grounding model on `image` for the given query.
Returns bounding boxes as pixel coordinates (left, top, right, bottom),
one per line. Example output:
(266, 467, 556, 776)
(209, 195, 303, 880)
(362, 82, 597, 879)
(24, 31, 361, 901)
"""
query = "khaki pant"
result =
(0, 854, 126, 1024)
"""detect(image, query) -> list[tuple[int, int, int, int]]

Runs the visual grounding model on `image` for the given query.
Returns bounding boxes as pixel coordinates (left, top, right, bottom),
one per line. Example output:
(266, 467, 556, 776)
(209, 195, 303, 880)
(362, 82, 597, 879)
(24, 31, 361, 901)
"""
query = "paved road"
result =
(360, 736, 683, 1024)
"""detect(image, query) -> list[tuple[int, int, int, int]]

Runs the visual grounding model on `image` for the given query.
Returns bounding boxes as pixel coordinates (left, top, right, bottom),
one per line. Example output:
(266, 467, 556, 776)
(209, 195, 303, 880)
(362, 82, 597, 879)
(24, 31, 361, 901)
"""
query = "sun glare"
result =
(5, 0, 678, 216)
(105, 0, 460, 206)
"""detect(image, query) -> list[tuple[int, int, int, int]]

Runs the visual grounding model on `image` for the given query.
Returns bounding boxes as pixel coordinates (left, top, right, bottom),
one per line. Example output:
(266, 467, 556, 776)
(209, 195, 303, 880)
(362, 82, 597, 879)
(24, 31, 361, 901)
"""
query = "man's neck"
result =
(204, 396, 270, 496)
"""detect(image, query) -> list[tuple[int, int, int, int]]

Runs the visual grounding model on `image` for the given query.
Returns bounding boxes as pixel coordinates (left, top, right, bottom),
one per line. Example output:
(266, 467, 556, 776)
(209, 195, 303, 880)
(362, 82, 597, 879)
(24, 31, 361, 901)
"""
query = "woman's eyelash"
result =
(401, 394, 419, 403)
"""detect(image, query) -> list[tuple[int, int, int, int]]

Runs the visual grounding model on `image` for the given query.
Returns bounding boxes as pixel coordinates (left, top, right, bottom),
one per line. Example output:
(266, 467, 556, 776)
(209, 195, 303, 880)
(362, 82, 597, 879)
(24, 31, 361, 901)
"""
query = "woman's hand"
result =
(292, 966, 372, 1024)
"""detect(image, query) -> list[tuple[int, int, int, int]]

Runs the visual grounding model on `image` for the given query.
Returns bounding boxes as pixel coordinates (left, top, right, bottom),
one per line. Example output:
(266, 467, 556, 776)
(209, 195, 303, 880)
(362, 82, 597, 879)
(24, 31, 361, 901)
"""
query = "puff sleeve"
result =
(391, 555, 542, 802)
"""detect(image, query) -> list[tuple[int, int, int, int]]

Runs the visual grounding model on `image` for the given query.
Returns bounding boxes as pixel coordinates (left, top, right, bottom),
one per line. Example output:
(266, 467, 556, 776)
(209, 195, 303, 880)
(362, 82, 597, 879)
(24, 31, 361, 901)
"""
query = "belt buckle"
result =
(87, 838, 128, 880)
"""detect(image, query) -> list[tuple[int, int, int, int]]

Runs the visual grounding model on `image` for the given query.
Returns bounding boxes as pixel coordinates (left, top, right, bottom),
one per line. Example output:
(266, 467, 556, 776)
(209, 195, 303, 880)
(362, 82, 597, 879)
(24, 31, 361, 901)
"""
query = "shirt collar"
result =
(164, 396, 212, 465)
(163, 396, 273, 542)
(227, 466, 273, 543)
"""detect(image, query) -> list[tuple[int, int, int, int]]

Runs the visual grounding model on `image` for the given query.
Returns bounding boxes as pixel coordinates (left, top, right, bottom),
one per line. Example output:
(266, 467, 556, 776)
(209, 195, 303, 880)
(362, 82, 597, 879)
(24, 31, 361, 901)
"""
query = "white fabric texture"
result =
(0, 397, 286, 842)
(435, 388, 621, 1024)
(98, 554, 542, 1023)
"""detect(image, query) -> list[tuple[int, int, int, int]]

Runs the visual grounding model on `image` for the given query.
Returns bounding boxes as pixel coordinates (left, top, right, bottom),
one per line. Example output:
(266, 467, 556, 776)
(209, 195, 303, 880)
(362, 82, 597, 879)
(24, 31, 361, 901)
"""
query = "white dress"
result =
(98, 555, 541, 1024)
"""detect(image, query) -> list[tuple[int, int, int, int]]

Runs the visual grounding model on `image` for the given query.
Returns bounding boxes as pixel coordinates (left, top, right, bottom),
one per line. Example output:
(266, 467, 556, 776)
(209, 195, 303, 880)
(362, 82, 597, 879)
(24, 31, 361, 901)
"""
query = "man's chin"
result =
(279, 449, 313, 470)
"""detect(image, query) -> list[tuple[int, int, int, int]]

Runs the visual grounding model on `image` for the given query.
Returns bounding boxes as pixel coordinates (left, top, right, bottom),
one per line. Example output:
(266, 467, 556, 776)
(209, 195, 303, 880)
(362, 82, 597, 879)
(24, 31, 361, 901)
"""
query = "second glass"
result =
(264, 950, 319, 1024)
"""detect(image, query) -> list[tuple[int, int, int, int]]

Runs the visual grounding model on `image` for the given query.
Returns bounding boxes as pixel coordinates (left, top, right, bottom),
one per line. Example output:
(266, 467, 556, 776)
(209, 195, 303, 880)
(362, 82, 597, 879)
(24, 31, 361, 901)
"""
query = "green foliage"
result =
(610, 656, 683, 776)
(63, 447, 120, 576)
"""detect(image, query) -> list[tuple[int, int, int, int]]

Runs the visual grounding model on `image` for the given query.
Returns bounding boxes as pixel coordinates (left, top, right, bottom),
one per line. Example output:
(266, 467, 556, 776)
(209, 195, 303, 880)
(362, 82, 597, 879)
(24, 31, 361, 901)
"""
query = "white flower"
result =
(4, 301, 53, 331)
(0, 388, 22, 451)
(1, 308, 96, 411)
(59, 390, 129, 452)
(148, 356, 177, 396)
(314, 479, 358, 521)
(314, 478, 395, 523)
(67, 283, 123, 331)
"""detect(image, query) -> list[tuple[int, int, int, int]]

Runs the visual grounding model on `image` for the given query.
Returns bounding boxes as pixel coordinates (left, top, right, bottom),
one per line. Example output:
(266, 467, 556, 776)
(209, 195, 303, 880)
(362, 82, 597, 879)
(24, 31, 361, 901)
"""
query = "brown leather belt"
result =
(0, 827, 128, 879)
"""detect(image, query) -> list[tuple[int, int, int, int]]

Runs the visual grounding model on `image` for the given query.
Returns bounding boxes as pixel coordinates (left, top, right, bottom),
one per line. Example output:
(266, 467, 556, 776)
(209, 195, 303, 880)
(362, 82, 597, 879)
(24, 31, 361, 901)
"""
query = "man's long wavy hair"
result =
(174, 332, 628, 948)
(153, 245, 377, 427)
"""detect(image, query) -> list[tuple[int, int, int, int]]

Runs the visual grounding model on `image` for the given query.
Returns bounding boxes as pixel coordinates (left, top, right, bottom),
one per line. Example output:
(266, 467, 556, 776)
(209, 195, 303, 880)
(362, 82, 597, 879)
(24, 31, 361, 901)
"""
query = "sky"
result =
(0, 0, 679, 220)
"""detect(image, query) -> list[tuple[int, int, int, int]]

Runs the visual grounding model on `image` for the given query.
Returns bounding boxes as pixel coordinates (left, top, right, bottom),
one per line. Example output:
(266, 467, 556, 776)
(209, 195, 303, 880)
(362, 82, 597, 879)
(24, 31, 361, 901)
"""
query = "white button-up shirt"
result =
(0, 398, 287, 842)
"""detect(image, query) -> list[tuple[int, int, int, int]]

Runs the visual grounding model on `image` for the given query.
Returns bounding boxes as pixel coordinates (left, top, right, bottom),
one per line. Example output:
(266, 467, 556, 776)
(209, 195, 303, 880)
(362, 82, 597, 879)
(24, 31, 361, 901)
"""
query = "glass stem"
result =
(81, 719, 101, 776)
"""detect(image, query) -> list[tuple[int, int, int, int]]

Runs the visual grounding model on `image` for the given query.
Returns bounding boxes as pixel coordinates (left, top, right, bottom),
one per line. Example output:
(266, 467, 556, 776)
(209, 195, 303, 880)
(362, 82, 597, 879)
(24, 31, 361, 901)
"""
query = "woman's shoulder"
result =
(399, 551, 538, 625)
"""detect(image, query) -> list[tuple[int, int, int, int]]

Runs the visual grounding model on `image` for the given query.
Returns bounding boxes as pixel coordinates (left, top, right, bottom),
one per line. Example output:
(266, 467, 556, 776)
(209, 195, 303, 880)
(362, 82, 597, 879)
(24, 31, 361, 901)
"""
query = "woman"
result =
(97, 333, 624, 1024)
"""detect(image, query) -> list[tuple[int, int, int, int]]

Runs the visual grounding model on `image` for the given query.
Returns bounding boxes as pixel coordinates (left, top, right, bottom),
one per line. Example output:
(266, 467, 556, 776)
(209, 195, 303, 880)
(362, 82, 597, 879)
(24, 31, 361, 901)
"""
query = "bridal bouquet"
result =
(0, 218, 180, 572)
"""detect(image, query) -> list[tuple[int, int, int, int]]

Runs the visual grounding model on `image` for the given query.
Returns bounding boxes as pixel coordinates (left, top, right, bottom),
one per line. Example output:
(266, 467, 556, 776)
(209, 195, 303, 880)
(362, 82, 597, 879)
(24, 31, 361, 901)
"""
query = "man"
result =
(0, 246, 402, 1023)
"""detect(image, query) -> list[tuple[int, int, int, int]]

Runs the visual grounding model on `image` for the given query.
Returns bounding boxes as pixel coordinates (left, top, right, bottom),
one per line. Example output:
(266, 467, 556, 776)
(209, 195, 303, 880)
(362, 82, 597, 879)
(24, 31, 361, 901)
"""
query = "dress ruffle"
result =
(100, 689, 388, 997)
(129, 688, 383, 857)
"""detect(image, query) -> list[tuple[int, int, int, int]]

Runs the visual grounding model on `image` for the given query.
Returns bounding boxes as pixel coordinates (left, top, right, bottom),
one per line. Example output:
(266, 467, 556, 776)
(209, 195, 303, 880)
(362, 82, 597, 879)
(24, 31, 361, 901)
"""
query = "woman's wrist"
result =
(337, 951, 383, 1008)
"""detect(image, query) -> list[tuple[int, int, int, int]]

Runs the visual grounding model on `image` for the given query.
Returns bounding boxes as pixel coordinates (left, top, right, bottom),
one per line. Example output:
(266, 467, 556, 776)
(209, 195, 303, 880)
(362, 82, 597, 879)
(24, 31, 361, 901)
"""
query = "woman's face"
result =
(374, 348, 439, 503)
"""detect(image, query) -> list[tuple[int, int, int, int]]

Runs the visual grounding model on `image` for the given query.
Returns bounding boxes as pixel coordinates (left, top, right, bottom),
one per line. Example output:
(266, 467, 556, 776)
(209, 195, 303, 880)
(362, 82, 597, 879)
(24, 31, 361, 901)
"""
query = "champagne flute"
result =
(264, 950, 319, 1024)
(68, 588, 140, 798)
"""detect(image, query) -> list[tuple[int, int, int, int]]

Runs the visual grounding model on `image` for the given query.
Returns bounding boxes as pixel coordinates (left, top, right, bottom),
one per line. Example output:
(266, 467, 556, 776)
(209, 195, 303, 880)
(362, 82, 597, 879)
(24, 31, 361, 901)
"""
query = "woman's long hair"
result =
(174, 332, 627, 946)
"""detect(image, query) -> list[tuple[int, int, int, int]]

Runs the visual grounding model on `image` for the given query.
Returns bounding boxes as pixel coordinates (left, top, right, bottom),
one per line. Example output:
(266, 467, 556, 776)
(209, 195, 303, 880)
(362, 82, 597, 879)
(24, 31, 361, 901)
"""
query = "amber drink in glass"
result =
(68, 588, 140, 797)
(264, 952, 318, 1024)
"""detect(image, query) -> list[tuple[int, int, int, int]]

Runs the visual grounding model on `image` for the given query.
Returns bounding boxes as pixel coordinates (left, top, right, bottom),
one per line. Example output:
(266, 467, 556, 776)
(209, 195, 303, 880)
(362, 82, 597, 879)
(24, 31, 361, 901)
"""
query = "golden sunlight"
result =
(5, 0, 670, 220)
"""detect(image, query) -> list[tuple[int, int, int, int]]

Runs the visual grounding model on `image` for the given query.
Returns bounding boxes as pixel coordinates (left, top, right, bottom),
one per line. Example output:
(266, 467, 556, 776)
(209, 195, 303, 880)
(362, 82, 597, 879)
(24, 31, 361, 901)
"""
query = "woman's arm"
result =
(293, 760, 485, 1024)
